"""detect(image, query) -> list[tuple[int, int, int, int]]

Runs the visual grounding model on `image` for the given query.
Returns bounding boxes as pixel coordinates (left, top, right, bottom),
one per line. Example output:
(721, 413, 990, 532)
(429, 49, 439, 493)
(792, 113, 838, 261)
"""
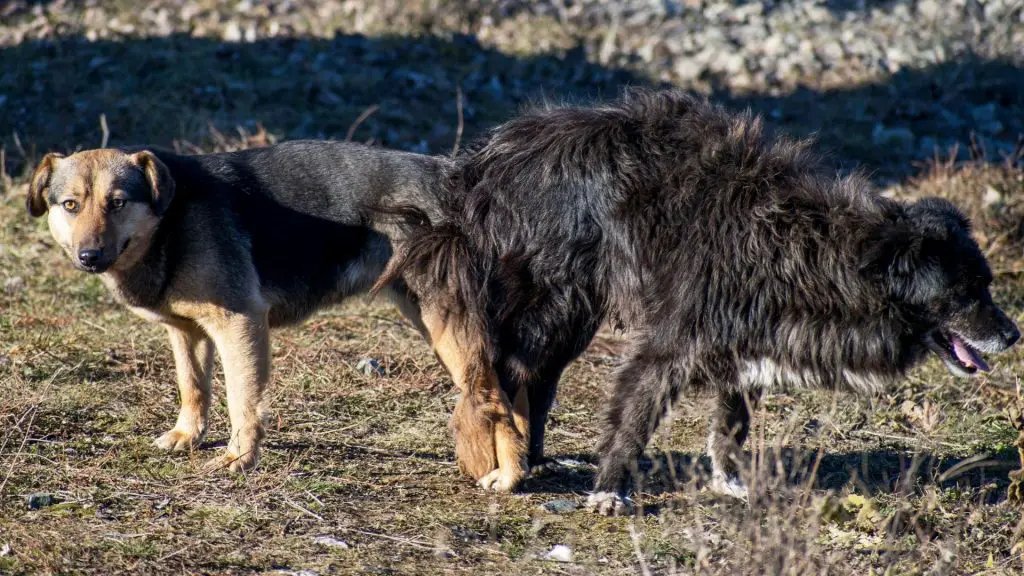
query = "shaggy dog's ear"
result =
(130, 150, 175, 216)
(860, 220, 922, 280)
(907, 196, 972, 235)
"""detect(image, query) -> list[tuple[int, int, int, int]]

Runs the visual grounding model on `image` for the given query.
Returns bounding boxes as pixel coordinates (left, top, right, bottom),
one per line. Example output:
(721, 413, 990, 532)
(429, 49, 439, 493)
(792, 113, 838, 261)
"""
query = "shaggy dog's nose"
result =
(78, 249, 102, 267)
(1004, 325, 1021, 348)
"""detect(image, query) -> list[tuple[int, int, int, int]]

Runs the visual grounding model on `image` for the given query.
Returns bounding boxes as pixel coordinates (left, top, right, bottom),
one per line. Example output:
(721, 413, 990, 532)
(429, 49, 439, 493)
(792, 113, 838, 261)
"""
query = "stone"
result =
(543, 544, 573, 563)
(872, 124, 915, 148)
(26, 493, 58, 510)
(540, 499, 579, 514)
(313, 536, 350, 549)
(356, 357, 385, 377)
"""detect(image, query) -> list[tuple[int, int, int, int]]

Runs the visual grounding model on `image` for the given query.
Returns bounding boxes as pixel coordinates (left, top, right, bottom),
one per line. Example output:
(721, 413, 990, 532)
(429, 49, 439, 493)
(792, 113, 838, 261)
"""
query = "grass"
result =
(3, 149, 1024, 576)
(2, 1, 1024, 574)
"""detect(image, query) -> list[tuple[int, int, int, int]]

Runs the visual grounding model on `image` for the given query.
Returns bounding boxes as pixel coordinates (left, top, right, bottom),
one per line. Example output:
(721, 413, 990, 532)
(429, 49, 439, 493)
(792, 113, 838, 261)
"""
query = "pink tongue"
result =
(951, 335, 990, 372)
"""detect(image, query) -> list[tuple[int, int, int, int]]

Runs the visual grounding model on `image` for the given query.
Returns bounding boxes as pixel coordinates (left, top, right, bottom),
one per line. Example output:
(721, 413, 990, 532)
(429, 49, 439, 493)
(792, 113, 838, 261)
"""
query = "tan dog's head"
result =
(27, 149, 174, 273)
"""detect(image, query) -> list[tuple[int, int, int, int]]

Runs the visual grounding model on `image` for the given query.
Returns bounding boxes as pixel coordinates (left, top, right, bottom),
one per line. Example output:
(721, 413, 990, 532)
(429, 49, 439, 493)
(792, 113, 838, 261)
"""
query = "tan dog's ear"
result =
(27, 152, 64, 217)
(131, 150, 175, 216)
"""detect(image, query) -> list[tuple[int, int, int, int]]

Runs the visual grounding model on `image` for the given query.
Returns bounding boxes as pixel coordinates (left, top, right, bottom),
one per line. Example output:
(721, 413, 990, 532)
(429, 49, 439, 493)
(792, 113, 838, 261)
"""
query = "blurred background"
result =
(3, 2, 1024, 574)
(0, 0, 1021, 184)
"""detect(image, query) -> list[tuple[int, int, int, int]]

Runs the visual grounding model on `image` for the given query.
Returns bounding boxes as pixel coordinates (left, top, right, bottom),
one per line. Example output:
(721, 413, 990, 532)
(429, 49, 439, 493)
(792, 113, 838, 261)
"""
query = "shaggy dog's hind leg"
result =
(706, 388, 760, 501)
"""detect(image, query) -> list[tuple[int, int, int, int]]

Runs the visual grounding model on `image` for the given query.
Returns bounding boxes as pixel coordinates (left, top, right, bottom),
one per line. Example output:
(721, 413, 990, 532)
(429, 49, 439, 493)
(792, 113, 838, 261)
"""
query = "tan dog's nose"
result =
(78, 248, 102, 267)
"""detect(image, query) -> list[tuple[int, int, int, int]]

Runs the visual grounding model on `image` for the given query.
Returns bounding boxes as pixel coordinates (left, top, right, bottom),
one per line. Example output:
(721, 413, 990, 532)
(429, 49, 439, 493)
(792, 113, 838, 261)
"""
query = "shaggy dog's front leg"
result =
(706, 389, 761, 501)
(589, 352, 688, 515)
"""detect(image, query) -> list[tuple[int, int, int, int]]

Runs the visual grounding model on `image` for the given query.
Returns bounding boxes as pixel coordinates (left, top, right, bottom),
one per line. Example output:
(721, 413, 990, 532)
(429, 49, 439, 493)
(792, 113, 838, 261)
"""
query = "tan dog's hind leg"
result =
(196, 307, 270, 474)
(423, 307, 529, 492)
(154, 323, 214, 451)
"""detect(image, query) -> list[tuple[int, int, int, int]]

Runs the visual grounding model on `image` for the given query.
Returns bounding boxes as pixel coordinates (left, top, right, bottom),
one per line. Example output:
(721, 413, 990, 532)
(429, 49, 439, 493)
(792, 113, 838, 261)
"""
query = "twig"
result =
(1, 146, 7, 196)
(99, 114, 110, 148)
(11, 131, 27, 161)
(451, 86, 464, 158)
(337, 526, 440, 551)
(282, 496, 323, 521)
(345, 105, 379, 142)
(628, 523, 653, 576)
(155, 546, 189, 563)
(937, 453, 1002, 483)
(854, 429, 962, 449)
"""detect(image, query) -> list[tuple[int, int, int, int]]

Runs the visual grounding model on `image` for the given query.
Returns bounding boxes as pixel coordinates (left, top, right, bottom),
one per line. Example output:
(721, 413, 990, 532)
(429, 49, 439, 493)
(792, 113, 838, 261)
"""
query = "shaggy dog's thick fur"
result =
(377, 88, 1020, 512)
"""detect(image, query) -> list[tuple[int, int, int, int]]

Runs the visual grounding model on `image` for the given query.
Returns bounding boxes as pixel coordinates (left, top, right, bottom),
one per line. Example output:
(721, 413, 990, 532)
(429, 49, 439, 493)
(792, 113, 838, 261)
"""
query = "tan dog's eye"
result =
(111, 198, 126, 211)
(62, 199, 78, 213)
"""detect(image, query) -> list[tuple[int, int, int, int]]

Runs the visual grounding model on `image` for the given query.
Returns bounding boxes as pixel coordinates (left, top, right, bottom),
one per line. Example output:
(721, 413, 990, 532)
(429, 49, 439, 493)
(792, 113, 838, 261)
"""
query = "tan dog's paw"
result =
(203, 449, 259, 475)
(153, 427, 204, 451)
(477, 466, 526, 492)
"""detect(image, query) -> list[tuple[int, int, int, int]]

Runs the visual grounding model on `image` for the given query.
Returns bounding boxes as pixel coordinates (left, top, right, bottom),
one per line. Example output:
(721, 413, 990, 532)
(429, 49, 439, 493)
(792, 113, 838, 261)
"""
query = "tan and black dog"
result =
(26, 141, 451, 473)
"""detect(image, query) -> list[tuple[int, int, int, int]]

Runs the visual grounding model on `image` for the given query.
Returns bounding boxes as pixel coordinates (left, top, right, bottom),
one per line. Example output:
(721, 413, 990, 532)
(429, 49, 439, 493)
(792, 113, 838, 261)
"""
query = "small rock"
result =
(979, 120, 1004, 135)
(722, 53, 745, 75)
(820, 42, 844, 62)
(673, 58, 705, 81)
(222, 22, 242, 42)
(983, 186, 1003, 208)
(872, 124, 915, 148)
(434, 548, 455, 559)
(972, 103, 997, 123)
(918, 136, 939, 155)
(917, 0, 941, 18)
(26, 493, 58, 510)
(4, 276, 24, 294)
(543, 544, 574, 563)
(312, 536, 350, 549)
(356, 357, 385, 377)
(0, 543, 10, 556)
(940, 109, 965, 129)
(540, 499, 579, 514)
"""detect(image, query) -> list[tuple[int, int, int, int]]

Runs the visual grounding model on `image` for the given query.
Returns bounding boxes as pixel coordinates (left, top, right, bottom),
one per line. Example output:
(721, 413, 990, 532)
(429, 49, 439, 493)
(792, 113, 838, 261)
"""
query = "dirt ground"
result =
(2, 1, 1024, 574)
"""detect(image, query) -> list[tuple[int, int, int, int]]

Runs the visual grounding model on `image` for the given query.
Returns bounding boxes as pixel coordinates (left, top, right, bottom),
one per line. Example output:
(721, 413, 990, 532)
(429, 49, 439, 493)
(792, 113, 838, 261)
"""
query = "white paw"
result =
(586, 491, 634, 516)
(153, 427, 204, 451)
(709, 473, 748, 501)
(477, 467, 522, 492)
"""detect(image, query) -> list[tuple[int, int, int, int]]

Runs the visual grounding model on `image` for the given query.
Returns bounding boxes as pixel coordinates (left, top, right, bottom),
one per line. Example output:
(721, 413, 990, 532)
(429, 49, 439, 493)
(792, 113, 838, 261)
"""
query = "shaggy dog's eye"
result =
(61, 199, 79, 213)
(110, 198, 126, 211)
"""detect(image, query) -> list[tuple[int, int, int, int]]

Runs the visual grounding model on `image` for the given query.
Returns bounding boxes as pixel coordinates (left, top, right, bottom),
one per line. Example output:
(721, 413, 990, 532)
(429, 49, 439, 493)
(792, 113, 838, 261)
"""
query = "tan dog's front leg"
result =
(197, 308, 270, 474)
(477, 384, 530, 492)
(422, 306, 529, 492)
(154, 322, 214, 451)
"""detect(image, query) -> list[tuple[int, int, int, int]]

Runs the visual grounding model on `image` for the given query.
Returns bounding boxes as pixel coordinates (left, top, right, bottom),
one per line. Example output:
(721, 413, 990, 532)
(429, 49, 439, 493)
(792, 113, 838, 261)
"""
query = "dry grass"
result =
(2, 141, 1024, 575)
(2, 1, 1024, 574)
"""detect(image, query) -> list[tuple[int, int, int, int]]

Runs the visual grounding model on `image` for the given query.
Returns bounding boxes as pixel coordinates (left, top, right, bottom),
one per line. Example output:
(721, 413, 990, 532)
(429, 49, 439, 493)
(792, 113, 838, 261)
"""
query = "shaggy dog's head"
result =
(862, 197, 1019, 377)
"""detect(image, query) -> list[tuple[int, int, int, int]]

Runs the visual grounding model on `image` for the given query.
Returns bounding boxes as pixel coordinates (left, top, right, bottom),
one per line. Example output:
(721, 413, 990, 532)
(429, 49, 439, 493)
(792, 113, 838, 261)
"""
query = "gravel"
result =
(0, 0, 1021, 181)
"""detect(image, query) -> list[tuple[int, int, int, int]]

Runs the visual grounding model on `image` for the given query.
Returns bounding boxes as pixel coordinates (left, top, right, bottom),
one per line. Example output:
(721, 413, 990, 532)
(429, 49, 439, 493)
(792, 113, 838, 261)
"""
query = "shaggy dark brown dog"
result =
(376, 88, 1019, 513)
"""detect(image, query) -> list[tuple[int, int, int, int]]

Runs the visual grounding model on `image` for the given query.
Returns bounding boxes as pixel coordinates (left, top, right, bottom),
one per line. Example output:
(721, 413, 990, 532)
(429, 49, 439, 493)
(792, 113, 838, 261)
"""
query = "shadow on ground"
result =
(518, 446, 1018, 502)
(0, 32, 1021, 182)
